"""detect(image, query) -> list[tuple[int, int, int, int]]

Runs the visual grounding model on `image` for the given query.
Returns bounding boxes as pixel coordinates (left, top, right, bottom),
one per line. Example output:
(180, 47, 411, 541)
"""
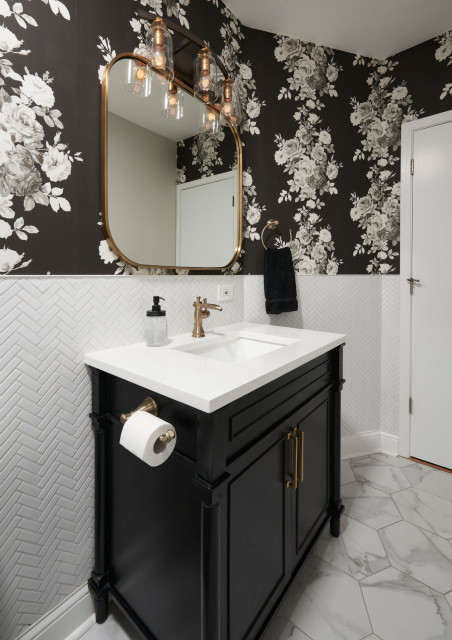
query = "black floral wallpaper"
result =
(0, 0, 451, 275)
(177, 128, 237, 183)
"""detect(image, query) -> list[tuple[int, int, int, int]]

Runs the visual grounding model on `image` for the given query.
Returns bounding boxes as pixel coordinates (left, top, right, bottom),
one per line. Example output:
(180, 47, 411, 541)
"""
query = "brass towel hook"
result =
(261, 219, 293, 250)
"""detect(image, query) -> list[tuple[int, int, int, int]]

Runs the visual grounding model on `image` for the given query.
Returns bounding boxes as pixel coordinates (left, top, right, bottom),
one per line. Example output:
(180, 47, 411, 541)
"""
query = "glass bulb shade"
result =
(221, 79, 242, 125)
(194, 47, 219, 103)
(124, 60, 152, 98)
(161, 82, 184, 120)
(200, 104, 220, 134)
(146, 18, 174, 84)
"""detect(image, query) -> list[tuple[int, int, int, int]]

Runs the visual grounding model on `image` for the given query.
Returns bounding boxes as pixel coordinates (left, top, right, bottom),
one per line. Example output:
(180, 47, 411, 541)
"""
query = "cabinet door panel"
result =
(229, 437, 288, 640)
(295, 394, 330, 557)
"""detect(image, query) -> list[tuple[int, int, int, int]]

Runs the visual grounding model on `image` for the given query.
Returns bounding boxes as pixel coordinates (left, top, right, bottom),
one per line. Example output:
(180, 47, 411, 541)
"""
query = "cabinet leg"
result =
(329, 500, 344, 538)
(88, 577, 109, 624)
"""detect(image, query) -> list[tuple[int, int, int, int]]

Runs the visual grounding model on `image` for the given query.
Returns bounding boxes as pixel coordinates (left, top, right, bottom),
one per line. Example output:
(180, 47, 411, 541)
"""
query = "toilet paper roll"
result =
(119, 411, 177, 467)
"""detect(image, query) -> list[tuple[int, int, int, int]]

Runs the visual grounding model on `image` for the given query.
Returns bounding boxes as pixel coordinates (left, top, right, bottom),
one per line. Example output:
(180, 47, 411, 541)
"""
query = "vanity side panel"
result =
(108, 415, 202, 640)
(108, 375, 199, 462)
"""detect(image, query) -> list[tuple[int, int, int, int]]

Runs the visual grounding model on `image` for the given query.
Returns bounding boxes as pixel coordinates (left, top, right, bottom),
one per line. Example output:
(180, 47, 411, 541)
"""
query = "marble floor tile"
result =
(342, 481, 402, 530)
(361, 636, 382, 640)
(78, 610, 141, 640)
(260, 616, 312, 640)
(315, 515, 390, 580)
(282, 555, 372, 640)
(341, 460, 355, 485)
(379, 520, 452, 593)
(402, 463, 452, 503)
(349, 457, 411, 494)
(361, 566, 452, 640)
(446, 591, 452, 610)
(392, 487, 452, 539)
(369, 453, 413, 467)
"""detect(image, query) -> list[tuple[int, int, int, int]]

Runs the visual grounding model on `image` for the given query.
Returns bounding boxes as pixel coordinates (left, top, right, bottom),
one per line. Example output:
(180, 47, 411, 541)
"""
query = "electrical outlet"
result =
(217, 285, 234, 302)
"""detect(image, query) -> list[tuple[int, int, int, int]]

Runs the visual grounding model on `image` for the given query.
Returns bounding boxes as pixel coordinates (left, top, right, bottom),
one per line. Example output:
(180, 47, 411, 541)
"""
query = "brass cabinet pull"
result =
(286, 428, 298, 490)
(295, 429, 304, 483)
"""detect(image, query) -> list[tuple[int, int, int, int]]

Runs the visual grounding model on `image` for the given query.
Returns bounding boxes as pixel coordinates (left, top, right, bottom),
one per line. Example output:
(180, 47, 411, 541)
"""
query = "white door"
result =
(176, 172, 237, 268)
(408, 119, 452, 469)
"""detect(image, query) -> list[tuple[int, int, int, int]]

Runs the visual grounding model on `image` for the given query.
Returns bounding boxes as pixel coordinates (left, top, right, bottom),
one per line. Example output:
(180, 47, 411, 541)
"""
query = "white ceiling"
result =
(223, 0, 452, 59)
(109, 60, 202, 142)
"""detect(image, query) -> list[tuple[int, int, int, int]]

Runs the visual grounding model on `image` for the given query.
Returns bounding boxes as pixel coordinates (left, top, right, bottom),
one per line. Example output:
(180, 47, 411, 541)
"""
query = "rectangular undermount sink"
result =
(173, 332, 297, 363)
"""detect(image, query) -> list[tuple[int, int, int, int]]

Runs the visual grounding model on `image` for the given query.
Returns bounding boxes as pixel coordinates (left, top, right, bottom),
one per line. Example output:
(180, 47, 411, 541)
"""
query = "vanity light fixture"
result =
(162, 81, 184, 120)
(194, 47, 218, 103)
(200, 104, 220, 134)
(221, 78, 242, 126)
(146, 17, 174, 83)
(124, 59, 152, 97)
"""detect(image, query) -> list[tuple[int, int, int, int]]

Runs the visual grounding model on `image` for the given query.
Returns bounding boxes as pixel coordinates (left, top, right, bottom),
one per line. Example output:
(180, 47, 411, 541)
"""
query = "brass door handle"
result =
(295, 429, 304, 483)
(286, 428, 298, 490)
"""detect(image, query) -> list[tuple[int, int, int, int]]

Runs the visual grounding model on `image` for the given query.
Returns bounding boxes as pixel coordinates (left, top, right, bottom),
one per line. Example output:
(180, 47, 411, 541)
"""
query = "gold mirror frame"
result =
(101, 52, 243, 271)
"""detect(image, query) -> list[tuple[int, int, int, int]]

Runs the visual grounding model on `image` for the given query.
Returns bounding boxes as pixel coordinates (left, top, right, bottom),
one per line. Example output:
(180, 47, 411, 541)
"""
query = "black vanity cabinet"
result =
(88, 345, 344, 640)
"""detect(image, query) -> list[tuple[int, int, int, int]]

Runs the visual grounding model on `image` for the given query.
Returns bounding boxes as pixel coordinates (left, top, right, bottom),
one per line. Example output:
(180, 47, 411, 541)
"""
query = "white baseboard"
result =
(341, 430, 399, 460)
(15, 584, 95, 640)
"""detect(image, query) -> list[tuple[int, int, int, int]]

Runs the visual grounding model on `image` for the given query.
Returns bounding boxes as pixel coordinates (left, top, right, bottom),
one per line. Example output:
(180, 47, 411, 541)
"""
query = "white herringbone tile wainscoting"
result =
(0, 275, 244, 640)
(0, 274, 400, 640)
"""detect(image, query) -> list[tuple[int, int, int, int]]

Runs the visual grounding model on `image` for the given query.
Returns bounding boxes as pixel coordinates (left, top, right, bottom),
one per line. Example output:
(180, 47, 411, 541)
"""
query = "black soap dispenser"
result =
(145, 296, 167, 347)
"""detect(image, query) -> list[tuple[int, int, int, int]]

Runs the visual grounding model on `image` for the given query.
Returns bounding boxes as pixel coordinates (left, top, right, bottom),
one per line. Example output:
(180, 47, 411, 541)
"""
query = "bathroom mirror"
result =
(101, 54, 242, 270)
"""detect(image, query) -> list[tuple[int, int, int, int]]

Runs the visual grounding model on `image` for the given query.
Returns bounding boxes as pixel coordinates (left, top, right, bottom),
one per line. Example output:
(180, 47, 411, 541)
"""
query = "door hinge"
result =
(410, 158, 414, 175)
(232, 195, 235, 207)
(409, 397, 413, 414)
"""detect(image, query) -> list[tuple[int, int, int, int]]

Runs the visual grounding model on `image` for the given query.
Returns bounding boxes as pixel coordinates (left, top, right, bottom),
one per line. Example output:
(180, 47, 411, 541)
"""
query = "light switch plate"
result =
(217, 285, 234, 302)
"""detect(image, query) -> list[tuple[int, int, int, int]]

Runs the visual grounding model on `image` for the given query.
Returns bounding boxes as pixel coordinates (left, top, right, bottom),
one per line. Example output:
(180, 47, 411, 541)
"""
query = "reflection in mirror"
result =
(103, 55, 242, 270)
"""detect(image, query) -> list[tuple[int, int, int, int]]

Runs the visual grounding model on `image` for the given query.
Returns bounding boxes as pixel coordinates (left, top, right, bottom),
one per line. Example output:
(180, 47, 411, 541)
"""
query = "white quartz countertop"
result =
(84, 322, 346, 413)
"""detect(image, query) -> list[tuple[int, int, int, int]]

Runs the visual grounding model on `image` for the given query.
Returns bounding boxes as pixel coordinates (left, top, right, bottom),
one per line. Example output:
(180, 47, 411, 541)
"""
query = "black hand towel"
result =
(264, 247, 298, 314)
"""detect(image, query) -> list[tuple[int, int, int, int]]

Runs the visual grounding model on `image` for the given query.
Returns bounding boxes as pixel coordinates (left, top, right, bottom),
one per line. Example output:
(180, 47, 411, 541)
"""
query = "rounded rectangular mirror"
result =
(101, 54, 242, 270)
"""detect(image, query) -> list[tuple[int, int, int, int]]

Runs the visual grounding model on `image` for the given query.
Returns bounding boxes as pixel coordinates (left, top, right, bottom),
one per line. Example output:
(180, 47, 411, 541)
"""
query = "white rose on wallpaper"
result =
(298, 257, 317, 274)
(99, 239, 118, 264)
(391, 85, 408, 100)
(0, 219, 13, 238)
(311, 243, 326, 261)
(246, 99, 260, 119)
(21, 73, 55, 108)
(435, 31, 452, 62)
(0, 127, 14, 163)
(0, 0, 12, 17)
(0, 23, 21, 52)
(319, 228, 331, 243)
(312, 144, 326, 162)
(242, 171, 252, 187)
(42, 147, 72, 181)
(0, 100, 44, 144)
(326, 64, 338, 83)
(318, 130, 331, 144)
(239, 63, 252, 80)
(296, 156, 316, 179)
(326, 162, 338, 180)
(246, 204, 261, 225)
(0, 247, 29, 273)
(326, 260, 338, 275)
(275, 37, 301, 62)
(0, 194, 13, 218)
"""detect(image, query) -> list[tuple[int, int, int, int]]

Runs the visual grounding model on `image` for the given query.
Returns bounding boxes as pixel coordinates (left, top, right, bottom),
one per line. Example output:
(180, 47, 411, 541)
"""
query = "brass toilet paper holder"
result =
(120, 397, 175, 444)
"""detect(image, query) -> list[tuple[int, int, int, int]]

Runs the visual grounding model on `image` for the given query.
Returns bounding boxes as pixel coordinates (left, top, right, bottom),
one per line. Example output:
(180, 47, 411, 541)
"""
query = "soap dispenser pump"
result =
(145, 296, 167, 347)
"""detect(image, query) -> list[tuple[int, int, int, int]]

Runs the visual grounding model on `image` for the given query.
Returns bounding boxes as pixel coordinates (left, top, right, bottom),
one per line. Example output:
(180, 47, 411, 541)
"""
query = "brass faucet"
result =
(192, 296, 222, 338)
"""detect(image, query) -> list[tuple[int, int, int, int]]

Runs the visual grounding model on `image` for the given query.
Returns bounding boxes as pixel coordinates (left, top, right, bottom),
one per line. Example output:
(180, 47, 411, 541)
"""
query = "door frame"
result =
(399, 109, 452, 458)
